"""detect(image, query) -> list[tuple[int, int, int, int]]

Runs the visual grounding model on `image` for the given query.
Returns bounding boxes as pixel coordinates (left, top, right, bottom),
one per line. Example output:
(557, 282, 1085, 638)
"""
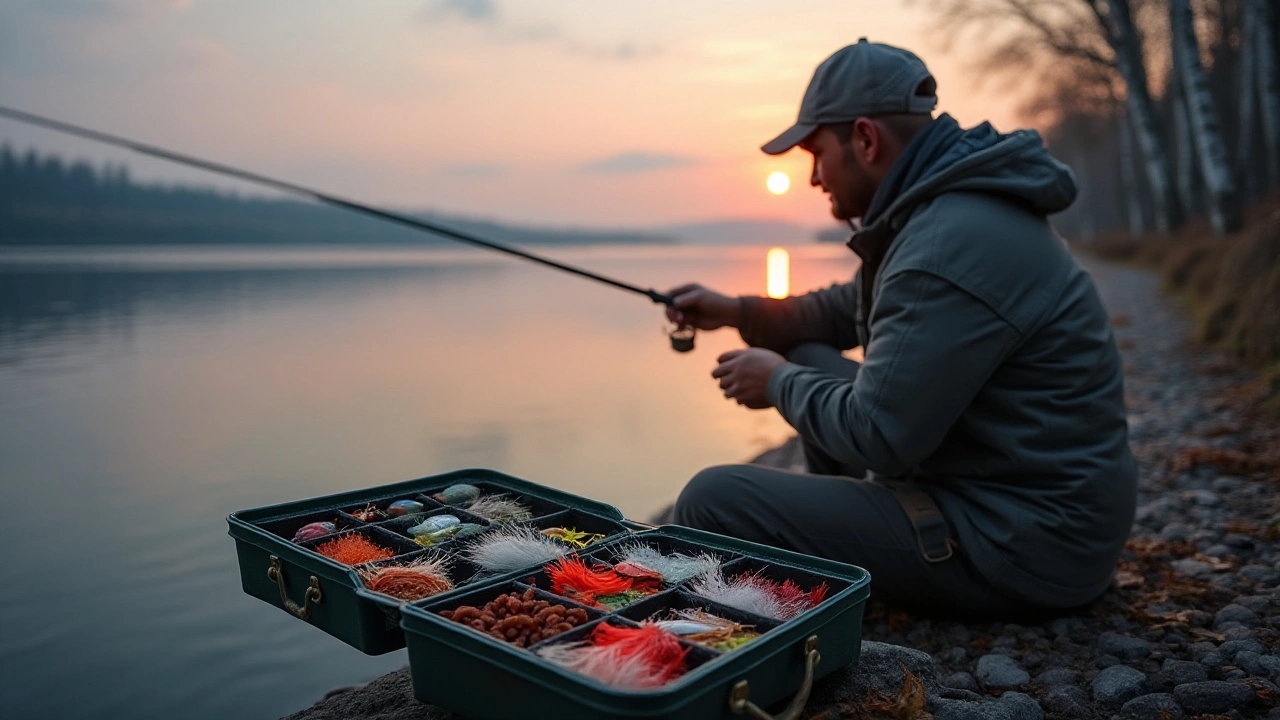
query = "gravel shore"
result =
(288, 257, 1280, 720)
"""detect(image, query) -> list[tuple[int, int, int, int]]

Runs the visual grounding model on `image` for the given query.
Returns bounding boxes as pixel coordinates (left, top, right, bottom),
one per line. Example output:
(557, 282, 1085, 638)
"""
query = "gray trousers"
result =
(673, 344, 1033, 618)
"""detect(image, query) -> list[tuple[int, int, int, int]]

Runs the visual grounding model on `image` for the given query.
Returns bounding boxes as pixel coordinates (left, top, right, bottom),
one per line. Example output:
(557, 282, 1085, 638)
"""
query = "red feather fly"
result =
(770, 578, 829, 616)
(535, 623, 689, 688)
(546, 557, 633, 606)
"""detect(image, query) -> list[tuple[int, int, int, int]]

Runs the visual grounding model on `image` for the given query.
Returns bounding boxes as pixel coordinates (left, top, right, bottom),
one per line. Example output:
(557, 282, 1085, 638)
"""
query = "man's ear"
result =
(852, 117, 880, 163)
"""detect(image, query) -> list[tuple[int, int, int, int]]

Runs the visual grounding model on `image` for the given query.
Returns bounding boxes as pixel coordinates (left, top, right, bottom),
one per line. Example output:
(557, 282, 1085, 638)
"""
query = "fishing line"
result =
(0, 106, 679, 309)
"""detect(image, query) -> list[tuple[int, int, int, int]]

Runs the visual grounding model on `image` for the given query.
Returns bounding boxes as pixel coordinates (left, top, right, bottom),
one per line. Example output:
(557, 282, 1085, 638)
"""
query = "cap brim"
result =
(760, 123, 817, 155)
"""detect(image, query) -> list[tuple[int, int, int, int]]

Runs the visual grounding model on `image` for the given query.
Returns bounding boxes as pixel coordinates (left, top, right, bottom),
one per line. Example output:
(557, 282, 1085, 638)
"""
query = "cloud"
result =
(421, 0, 496, 24)
(441, 163, 506, 177)
(579, 153, 696, 174)
(418, 0, 657, 61)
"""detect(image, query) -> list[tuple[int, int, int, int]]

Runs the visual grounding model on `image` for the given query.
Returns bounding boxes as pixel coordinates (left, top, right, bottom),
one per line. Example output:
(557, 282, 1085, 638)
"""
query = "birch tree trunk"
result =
(1170, 0, 1242, 235)
(1254, 0, 1280, 187)
(1119, 111, 1147, 235)
(1237, 4, 1258, 199)
(1172, 72, 1205, 216)
(1105, 0, 1180, 233)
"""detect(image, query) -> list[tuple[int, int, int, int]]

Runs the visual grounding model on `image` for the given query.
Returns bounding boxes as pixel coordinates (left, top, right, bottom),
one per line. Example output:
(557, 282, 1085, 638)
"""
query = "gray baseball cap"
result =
(761, 38, 937, 155)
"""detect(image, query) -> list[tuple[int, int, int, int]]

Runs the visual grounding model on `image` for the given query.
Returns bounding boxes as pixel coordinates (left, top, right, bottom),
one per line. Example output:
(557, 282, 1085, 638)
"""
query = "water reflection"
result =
(0, 244, 858, 720)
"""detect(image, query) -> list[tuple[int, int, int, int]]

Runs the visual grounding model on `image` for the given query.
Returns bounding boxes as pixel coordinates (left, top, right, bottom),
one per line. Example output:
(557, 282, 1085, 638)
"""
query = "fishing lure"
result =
(612, 542, 721, 585)
(653, 608, 760, 652)
(431, 483, 482, 505)
(545, 557, 634, 608)
(407, 514, 461, 537)
(413, 522, 487, 547)
(464, 524, 569, 573)
(688, 569, 828, 621)
(315, 534, 396, 565)
(357, 556, 454, 601)
(387, 499, 425, 517)
(465, 494, 534, 522)
(351, 503, 388, 523)
(292, 521, 337, 543)
(539, 527, 606, 549)
(535, 623, 689, 689)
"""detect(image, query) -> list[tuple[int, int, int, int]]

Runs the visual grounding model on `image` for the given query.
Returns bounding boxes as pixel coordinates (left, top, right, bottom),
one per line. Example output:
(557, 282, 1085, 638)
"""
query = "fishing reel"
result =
(669, 325, 696, 353)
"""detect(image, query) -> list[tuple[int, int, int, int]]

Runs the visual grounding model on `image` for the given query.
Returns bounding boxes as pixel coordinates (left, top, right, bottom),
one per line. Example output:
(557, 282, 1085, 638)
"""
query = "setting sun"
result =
(766, 172, 790, 195)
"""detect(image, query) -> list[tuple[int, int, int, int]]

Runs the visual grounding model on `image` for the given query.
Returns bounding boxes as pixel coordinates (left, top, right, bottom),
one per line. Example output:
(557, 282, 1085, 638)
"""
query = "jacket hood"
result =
(862, 114, 1078, 234)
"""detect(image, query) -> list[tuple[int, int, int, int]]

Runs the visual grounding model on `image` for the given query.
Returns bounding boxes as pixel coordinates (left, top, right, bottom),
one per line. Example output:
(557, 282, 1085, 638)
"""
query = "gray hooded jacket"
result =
(739, 115, 1136, 608)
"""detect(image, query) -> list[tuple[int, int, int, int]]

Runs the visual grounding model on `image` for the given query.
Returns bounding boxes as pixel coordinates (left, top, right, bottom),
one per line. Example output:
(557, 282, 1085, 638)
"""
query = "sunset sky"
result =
(0, 0, 1025, 229)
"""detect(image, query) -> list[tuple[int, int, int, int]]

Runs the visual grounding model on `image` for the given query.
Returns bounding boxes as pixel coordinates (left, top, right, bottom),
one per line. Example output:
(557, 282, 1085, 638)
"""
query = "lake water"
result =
(0, 242, 860, 720)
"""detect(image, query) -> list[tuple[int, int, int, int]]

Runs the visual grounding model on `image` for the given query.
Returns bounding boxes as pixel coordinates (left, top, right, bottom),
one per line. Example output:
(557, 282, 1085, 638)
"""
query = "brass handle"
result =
(729, 635, 820, 720)
(268, 555, 322, 621)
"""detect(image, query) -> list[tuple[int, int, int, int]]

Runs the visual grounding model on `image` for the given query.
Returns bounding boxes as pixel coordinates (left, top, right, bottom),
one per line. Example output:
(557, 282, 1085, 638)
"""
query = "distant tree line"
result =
(0, 145, 673, 246)
(925, 0, 1280, 240)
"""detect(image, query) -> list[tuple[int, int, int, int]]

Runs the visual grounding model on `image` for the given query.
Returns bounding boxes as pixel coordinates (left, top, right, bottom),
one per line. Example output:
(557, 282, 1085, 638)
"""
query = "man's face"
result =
(800, 125, 878, 221)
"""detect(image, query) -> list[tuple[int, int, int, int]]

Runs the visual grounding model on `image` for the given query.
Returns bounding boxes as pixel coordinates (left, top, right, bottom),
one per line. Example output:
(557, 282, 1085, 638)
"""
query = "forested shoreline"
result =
(0, 145, 675, 247)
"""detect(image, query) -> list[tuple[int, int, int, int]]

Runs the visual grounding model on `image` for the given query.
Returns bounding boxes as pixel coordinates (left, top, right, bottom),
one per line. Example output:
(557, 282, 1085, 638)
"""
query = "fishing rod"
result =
(0, 106, 696, 343)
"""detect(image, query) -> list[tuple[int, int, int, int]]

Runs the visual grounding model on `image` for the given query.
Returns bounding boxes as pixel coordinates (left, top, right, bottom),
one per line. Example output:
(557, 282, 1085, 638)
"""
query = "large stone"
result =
(1092, 664, 1148, 707)
(1035, 667, 1077, 686)
(807, 640, 940, 707)
(932, 691, 1044, 720)
(975, 654, 1029, 689)
(1041, 685, 1090, 717)
(1098, 632, 1152, 661)
(1172, 680, 1257, 715)
(1120, 692, 1183, 720)
(1161, 658, 1207, 686)
(1214, 604, 1260, 629)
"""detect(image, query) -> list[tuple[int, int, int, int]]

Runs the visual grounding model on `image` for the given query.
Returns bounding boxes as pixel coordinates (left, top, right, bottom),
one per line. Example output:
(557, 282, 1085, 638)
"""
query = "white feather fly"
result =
(465, 494, 535, 522)
(614, 542, 721, 585)
(463, 524, 567, 573)
(687, 568, 787, 620)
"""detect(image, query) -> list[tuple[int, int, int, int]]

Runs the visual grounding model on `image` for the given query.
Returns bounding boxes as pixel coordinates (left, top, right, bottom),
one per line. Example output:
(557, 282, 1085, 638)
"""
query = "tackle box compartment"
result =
(227, 468, 630, 654)
(399, 525, 871, 720)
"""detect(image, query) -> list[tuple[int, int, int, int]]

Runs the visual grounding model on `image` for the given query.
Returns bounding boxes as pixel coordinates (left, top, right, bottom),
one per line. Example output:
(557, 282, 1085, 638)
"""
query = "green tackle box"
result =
(226, 468, 631, 654)
(399, 526, 871, 720)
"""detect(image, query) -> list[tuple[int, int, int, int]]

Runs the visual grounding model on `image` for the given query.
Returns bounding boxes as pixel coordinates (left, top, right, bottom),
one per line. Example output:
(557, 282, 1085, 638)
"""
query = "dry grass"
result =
(1083, 191, 1280, 410)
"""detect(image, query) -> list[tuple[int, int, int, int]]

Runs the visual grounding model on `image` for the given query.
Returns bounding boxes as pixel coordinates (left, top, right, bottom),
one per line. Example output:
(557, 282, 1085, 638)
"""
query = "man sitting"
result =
(666, 40, 1136, 617)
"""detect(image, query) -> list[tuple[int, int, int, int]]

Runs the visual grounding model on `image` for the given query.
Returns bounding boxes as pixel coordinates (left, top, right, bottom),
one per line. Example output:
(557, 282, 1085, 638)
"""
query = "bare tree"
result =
(1170, 0, 1242, 234)
(1254, 0, 1280, 186)
(1237, 0, 1258, 197)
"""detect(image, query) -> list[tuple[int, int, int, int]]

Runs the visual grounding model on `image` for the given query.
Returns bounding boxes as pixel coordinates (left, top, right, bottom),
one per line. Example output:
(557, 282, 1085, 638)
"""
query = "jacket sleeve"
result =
(765, 269, 1021, 475)
(737, 277, 862, 354)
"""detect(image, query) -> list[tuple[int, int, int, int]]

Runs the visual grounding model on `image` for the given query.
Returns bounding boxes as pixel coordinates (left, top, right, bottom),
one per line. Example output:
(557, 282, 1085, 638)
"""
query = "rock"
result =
(942, 671, 978, 692)
(938, 646, 968, 664)
(1235, 595, 1272, 613)
(1172, 681, 1256, 715)
(281, 667, 447, 720)
(1214, 604, 1260, 629)
(1205, 544, 1233, 558)
(1242, 564, 1280, 584)
(1219, 638, 1266, 660)
(1170, 559, 1213, 577)
(1120, 692, 1183, 720)
(1161, 658, 1208, 686)
(1222, 668, 1248, 681)
(975, 654, 1029, 689)
(995, 692, 1044, 720)
(807, 640, 940, 707)
(1098, 632, 1152, 661)
(1183, 489, 1223, 507)
(1041, 685, 1090, 717)
(1258, 654, 1280, 679)
(1036, 667, 1076, 686)
(1234, 651, 1266, 676)
(1092, 664, 1148, 707)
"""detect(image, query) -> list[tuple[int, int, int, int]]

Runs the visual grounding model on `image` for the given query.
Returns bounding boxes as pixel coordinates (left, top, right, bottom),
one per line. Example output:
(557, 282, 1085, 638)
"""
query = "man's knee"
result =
(786, 342, 860, 381)
(673, 465, 747, 530)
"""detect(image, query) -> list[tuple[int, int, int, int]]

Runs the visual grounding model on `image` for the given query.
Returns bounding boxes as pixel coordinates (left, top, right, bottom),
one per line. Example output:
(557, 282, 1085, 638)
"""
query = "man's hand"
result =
(711, 348, 787, 409)
(665, 283, 742, 331)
